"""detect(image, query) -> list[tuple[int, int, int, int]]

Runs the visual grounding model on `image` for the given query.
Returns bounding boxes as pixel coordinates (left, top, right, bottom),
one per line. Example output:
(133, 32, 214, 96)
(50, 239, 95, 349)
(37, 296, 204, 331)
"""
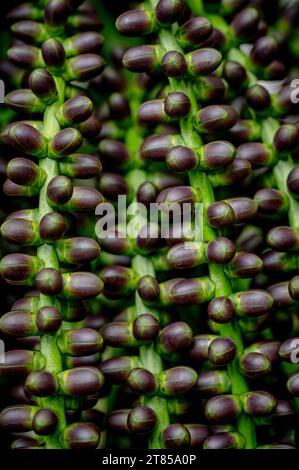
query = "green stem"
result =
(156, 13, 256, 449)
(274, 159, 299, 231)
(188, 172, 256, 447)
(262, 117, 299, 232)
(36, 77, 66, 449)
(262, 118, 299, 418)
(132, 256, 170, 449)
(125, 83, 171, 446)
(187, 0, 204, 15)
(125, 140, 171, 446)
(209, 23, 299, 423)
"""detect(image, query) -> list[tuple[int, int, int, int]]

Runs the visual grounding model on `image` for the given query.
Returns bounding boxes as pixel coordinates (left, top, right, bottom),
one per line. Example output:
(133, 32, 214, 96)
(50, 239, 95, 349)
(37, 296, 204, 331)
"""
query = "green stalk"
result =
(151, 7, 256, 448)
(188, 0, 204, 15)
(274, 158, 299, 230)
(226, 44, 299, 419)
(36, 77, 66, 449)
(262, 118, 299, 418)
(123, 68, 170, 446)
(186, 7, 299, 421)
(127, 84, 171, 444)
(132, 255, 170, 449)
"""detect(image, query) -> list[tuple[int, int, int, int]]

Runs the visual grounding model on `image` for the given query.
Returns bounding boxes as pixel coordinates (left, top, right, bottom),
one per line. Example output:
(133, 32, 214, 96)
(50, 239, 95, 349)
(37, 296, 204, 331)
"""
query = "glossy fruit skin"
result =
(57, 367, 105, 396)
(155, 0, 191, 25)
(162, 50, 187, 77)
(196, 105, 238, 133)
(196, 371, 231, 396)
(203, 432, 245, 449)
(127, 406, 157, 434)
(123, 45, 163, 73)
(207, 337, 237, 366)
(61, 423, 101, 449)
(205, 395, 242, 424)
(177, 16, 213, 47)
(127, 368, 158, 395)
(164, 92, 191, 119)
(25, 371, 58, 397)
(158, 366, 198, 396)
(116, 10, 156, 37)
(32, 409, 58, 435)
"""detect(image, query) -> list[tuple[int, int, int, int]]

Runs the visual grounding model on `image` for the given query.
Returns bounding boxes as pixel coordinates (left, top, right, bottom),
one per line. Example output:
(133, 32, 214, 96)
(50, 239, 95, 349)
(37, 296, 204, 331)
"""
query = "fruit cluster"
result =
(0, 0, 298, 450)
